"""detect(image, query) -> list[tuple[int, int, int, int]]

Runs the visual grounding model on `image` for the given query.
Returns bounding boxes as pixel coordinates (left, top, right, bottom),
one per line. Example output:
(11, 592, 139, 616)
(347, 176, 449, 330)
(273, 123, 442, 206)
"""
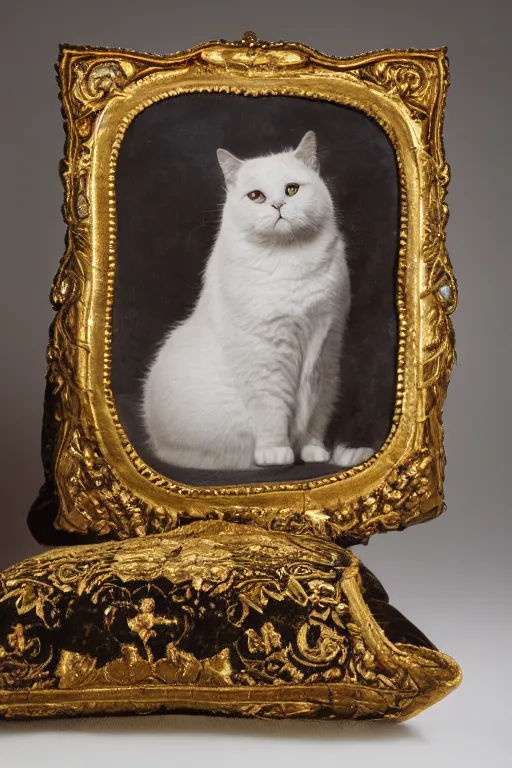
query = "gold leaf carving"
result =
(201, 47, 308, 73)
(28, 37, 456, 547)
(357, 59, 435, 121)
(70, 59, 139, 117)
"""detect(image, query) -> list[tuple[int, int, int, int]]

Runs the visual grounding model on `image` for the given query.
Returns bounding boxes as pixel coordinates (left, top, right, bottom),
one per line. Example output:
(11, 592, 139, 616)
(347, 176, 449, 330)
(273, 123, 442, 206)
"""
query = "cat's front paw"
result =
(331, 444, 374, 467)
(300, 443, 331, 463)
(254, 446, 295, 467)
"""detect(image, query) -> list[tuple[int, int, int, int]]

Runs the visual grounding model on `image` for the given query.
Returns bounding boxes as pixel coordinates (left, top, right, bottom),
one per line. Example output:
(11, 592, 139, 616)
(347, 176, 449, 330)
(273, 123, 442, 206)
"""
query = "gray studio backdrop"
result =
(0, 0, 510, 736)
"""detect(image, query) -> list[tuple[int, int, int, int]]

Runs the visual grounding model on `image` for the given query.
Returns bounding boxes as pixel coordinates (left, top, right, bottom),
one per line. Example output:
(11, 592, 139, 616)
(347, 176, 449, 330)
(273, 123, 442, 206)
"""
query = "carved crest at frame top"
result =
(65, 32, 446, 128)
(36, 35, 456, 543)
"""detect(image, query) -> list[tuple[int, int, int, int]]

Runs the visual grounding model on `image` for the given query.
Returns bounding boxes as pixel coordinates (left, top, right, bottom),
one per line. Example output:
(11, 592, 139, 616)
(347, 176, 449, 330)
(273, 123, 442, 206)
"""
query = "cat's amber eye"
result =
(247, 190, 266, 203)
(285, 183, 300, 196)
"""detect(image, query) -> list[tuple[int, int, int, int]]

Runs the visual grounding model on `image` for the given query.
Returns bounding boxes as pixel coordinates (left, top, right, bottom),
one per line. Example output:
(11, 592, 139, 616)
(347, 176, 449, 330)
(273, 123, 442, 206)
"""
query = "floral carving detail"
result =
(357, 59, 435, 120)
(199, 30, 309, 74)
(420, 153, 457, 315)
(335, 451, 435, 536)
(70, 59, 140, 118)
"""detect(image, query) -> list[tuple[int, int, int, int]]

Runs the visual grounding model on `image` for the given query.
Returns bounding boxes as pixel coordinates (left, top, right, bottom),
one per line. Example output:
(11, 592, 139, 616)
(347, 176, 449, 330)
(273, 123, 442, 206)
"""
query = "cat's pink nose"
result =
(272, 201, 285, 210)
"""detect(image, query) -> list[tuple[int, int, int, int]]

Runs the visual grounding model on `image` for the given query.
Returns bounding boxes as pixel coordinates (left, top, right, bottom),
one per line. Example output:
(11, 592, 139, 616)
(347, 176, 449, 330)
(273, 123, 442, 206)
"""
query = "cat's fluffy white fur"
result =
(142, 131, 374, 470)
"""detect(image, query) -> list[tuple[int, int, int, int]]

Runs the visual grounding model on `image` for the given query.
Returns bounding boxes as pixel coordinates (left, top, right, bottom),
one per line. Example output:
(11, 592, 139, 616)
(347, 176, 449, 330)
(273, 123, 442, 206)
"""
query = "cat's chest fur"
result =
(206, 235, 348, 428)
(215, 235, 346, 330)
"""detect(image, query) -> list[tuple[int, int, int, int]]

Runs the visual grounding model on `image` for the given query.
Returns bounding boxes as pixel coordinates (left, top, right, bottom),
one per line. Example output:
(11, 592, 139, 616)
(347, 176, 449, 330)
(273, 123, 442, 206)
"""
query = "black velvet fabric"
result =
(112, 93, 399, 486)
(0, 531, 435, 704)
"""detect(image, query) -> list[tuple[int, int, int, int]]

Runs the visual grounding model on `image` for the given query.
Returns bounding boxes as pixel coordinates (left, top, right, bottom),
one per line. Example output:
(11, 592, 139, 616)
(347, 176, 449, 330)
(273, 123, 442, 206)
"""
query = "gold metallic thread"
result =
(0, 521, 461, 720)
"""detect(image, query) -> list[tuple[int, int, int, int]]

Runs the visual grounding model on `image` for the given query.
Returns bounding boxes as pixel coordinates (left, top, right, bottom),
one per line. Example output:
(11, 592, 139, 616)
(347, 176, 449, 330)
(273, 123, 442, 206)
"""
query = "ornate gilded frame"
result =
(35, 32, 457, 544)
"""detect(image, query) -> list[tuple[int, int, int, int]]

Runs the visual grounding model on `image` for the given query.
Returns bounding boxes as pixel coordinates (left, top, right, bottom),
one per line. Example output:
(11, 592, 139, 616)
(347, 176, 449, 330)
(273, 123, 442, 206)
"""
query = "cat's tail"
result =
(331, 444, 375, 468)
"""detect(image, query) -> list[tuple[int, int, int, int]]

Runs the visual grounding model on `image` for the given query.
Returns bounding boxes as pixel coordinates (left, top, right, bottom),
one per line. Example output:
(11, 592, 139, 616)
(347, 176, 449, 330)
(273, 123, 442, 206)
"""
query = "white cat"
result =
(142, 131, 374, 470)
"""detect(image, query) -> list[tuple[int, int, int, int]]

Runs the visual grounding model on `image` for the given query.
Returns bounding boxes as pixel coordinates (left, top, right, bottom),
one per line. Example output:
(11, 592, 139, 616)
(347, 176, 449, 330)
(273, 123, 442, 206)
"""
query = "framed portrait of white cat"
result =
(28, 33, 457, 547)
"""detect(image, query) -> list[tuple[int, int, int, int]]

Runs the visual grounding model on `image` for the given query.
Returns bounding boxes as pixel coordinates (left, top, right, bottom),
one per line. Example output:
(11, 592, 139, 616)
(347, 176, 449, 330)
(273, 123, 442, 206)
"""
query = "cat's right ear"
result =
(217, 149, 243, 186)
(294, 131, 319, 171)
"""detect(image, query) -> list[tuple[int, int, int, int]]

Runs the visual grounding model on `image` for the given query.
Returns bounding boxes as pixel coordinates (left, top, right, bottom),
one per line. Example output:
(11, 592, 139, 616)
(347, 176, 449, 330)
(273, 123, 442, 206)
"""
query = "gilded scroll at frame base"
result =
(0, 521, 460, 721)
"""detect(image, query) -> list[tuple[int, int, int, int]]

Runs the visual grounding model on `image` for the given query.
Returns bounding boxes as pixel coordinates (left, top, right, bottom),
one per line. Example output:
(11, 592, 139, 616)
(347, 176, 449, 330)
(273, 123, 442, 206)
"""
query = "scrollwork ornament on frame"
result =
(29, 33, 457, 545)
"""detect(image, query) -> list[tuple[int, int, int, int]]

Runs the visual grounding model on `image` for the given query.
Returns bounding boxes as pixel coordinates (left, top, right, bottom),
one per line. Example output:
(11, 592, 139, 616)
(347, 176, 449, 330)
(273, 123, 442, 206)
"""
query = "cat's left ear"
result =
(294, 131, 319, 171)
(217, 148, 243, 186)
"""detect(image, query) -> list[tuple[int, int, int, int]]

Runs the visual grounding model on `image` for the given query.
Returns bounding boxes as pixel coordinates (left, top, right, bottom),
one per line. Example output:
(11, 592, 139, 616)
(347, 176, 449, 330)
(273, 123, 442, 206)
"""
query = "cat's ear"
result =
(294, 131, 319, 171)
(217, 148, 243, 186)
